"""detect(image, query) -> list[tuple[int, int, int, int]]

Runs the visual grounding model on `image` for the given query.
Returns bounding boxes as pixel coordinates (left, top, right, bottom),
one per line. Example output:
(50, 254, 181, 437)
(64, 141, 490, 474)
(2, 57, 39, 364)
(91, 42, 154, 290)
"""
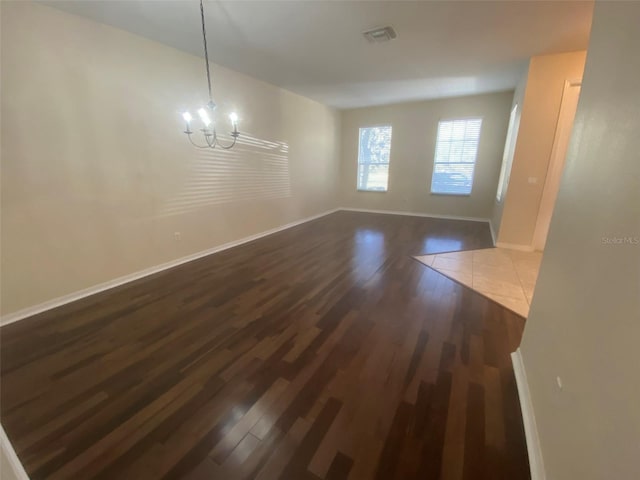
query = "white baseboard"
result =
(1, 207, 494, 326)
(339, 207, 491, 224)
(496, 241, 536, 252)
(0, 208, 339, 326)
(511, 349, 546, 480)
(1, 424, 29, 480)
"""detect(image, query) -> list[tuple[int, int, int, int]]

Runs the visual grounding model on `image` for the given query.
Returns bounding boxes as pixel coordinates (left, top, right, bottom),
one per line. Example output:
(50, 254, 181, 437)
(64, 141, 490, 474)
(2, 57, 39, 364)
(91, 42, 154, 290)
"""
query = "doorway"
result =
(532, 80, 582, 251)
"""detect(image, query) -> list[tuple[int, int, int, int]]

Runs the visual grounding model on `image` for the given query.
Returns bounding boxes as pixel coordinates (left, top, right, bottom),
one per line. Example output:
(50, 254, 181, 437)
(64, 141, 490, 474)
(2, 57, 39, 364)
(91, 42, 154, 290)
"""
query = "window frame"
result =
(356, 124, 393, 193)
(429, 116, 483, 196)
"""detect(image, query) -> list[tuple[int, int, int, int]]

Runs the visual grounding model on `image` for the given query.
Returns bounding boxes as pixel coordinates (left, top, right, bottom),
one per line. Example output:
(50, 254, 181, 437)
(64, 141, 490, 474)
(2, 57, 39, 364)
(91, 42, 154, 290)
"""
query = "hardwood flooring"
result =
(0, 211, 530, 479)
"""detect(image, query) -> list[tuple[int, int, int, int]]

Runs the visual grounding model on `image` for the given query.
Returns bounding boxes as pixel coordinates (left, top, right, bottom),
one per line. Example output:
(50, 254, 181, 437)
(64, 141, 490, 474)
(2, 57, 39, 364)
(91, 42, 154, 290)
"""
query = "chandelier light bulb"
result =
(198, 108, 212, 127)
(229, 112, 239, 125)
(182, 112, 192, 123)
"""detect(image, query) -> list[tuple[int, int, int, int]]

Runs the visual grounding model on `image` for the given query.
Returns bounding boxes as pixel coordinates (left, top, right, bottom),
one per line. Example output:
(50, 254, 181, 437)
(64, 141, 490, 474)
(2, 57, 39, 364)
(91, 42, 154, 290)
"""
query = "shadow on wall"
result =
(161, 132, 291, 216)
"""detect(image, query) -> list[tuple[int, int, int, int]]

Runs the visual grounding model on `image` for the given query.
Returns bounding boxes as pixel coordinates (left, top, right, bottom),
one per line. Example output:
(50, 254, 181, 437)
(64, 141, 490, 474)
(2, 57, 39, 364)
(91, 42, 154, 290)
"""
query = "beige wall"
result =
(339, 92, 513, 220)
(0, 2, 341, 316)
(521, 2, 640, 478)
(497, 51, 587, 247)
(491, 65, 528, 236)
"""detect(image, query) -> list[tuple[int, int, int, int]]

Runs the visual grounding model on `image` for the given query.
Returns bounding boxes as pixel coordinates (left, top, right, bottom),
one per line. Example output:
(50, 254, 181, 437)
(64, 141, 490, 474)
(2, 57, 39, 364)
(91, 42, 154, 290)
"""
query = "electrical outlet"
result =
(174, 232, 181, 241)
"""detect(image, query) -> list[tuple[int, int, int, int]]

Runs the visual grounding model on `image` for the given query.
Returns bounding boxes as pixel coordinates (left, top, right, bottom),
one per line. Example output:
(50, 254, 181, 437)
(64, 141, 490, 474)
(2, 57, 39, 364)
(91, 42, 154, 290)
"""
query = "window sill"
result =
(430, 192, 472, 197)
(357, 189, 388, 193)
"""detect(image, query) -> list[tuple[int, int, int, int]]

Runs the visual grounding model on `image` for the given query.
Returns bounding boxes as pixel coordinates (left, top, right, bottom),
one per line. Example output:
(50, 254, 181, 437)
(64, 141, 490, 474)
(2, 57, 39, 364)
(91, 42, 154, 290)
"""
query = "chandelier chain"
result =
(200, 0, 213, 103)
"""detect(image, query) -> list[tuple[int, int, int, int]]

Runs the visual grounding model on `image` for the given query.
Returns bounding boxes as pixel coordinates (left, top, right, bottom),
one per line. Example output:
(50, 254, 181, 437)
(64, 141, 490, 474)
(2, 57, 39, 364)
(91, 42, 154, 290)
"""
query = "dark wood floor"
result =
(0, 211, 530, 480)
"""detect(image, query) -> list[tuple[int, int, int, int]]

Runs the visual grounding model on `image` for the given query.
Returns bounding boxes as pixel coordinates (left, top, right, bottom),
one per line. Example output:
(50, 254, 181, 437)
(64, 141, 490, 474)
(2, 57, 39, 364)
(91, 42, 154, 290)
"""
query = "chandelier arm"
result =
(199, 0, 213, 103)
(216, 135, 238, 150)
(187, 133, 214, 149)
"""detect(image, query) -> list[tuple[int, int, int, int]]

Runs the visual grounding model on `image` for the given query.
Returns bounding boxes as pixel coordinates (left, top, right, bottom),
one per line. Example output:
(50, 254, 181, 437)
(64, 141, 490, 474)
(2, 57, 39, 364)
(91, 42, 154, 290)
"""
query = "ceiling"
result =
(43, 0, 594, 109)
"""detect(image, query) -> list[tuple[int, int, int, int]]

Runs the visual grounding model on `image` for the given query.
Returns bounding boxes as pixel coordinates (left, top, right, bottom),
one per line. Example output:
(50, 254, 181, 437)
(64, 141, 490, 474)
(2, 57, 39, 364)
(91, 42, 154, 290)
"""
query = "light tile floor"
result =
(415, 248, 543, 317)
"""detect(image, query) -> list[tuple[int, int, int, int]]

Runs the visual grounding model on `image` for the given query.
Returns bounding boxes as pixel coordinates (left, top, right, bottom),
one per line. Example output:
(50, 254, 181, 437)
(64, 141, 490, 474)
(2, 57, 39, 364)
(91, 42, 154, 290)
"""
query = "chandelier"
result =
(181, 0, 239, 149)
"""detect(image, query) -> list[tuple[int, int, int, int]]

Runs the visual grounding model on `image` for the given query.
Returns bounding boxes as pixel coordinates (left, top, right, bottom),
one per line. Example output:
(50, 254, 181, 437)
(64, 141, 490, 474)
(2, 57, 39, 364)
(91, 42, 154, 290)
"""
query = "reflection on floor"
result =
(415, 248, 543, 317)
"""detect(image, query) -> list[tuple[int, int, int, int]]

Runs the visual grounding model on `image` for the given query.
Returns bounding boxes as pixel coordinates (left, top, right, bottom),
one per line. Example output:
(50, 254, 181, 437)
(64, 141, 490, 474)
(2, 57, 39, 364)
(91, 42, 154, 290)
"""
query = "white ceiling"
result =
(43, 0, 594, 109)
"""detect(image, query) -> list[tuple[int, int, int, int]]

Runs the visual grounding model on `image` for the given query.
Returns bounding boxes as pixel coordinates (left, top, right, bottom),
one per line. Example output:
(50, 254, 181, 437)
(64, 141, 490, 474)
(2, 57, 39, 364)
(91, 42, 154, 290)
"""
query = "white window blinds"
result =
(496, 105, 519, 202)
(431, 118, 482, 195)
(357, 126, 392, 191)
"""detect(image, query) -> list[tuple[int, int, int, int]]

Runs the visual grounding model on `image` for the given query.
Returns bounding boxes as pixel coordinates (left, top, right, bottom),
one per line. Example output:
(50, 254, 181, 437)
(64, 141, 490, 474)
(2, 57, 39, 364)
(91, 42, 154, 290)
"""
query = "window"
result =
(357, 126, 392, 191)
(496, 104, 519, 202)
(430, 118, 482, 195)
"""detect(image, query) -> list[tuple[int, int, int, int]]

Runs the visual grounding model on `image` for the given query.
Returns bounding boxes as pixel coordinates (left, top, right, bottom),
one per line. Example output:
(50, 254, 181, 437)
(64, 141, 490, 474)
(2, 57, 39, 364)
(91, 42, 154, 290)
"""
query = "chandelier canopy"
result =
(181, 0, 239, 149)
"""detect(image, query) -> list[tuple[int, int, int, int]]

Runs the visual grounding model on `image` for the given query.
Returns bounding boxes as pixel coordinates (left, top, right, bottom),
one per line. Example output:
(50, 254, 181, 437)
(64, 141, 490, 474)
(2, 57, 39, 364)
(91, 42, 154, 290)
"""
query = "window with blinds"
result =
(496, 105, 519, 202)
(357, 126, 392, 192)
(430, 118, 482, 195)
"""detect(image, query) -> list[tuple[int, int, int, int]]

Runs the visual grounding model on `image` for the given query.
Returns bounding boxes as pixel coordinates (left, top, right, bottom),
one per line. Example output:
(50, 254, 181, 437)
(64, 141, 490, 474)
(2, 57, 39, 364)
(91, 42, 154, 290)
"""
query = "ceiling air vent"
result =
(362, 26, 397, 43)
